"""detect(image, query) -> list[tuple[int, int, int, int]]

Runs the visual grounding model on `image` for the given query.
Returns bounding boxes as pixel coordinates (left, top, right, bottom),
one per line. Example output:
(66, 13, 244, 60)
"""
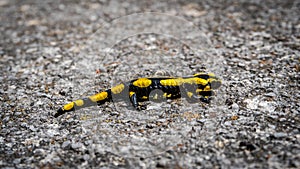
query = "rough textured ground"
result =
(1, 0, 300, 168)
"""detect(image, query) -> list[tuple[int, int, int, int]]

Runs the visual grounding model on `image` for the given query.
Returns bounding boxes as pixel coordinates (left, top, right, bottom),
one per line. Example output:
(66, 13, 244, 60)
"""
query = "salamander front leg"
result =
(129, 91, 146, 110)
(185, 91, 212, 103)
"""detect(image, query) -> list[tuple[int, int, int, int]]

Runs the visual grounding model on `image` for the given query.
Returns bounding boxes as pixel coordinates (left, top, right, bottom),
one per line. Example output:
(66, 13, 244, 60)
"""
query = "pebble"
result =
(274, 132, 288, 138)
(14, 112, 22, 116)
(13, 158, 21, 164)
(231, 103, 239, 110)
(224, 121, 232, 126)
(62, 140, 71, 149)
(25, 48, 37, 53)
(264, 92, 276, 97)
(46, 129, 60, 137)
(83, 154, 90, 161)
(71, 142, 82, 149)
(3, 116, 10, 123)
(29, 125, 38, 132)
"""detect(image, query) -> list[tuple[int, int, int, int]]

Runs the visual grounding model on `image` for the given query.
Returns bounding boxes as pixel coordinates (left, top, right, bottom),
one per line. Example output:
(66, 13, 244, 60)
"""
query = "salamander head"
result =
(193, 72, 221, 89)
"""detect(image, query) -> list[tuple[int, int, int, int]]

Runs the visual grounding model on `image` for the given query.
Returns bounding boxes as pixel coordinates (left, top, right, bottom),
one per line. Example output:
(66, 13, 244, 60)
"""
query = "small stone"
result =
(215, 140, 225, 148)
(156, 159, 167, 168)
(89, 15, 98, 21)
(264, 92, 276, 97)
(110, 111, 119, 116)
(33, 149, 45, 156)
(46, 129, 60, 137)
(238, 62, 245, 67)
(71, 142, 82, 149)
(274, 132, 287, 138)
(26, 19, 41, 26)
(15, 112, 22, 116)
(83, 154, 90, 161)
(279, 118, 286, 122)
(13, 158, 21, 164)
(232, 103, 239, 110)
(29, 125, 37, 132)
(249, 40, 263, 47)
(25, 48, 37, 53)
(62, 140, 71, 149)
(224, 121, 232, 126)
(3, 116, 10, 123)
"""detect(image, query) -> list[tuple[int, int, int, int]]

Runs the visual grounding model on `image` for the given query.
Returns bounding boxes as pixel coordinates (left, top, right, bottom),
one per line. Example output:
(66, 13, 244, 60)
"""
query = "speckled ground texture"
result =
(1, 0, 300, 168)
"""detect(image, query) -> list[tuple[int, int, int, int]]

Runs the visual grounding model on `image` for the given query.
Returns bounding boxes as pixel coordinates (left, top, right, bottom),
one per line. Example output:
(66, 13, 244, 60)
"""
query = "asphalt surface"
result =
(1, 0, 300, 168)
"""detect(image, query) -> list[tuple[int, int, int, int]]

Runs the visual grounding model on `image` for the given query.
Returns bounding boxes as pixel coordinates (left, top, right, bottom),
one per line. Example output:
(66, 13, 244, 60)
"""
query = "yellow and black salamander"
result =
(55, 73, 221, 117)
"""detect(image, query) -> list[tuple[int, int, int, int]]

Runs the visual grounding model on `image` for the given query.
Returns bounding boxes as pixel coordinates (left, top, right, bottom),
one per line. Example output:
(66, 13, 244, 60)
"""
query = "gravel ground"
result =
(1, 0, 300, 168)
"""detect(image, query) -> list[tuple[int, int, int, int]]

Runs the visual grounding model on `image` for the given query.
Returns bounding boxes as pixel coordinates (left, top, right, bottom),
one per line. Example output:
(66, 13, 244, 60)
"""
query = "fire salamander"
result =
(55, 73, 221, 117)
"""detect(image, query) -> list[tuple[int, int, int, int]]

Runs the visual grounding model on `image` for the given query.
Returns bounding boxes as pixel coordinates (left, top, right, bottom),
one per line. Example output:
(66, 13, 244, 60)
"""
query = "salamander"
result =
(54, 73, 221, 117)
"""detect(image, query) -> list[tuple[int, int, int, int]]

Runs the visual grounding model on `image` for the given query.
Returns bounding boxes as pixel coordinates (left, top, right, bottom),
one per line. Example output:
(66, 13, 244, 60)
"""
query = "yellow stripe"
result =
(63, 102, 74, 111)
(133, 78, 152, 88)
(111, 84, 125, 94)
(89, 92, 108, 102)
(182, 77, 208, 86)
(195, 78, 208, 85)
(160, 78, 184, 86)
(74, 99, 84, 106)
(182, 78, 194, 85)
(160, 79, 175, 86)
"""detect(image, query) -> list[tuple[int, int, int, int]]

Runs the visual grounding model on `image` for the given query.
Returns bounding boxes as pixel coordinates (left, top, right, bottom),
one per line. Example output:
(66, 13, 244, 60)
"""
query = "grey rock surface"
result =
(1, 0, 299, 168)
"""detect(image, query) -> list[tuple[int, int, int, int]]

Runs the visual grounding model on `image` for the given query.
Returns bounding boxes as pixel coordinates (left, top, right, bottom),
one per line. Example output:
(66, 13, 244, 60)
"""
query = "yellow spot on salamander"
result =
(142, 96, 148, 99)
(204, 85, 211, 91)
(89, 92, 108, 102)
(187, 92, 193, 98)
(196, 89, 203, 93)
(162, 93, 172, 98)
(153, 94, 158, 100)
(195, 78, 208, 85)
(111, 84, 125, 94)
(129, 91, 135, 97)
(133, 78, 152, 88)
(74, 99, 84, 106)
(63, 102, 74, 111)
